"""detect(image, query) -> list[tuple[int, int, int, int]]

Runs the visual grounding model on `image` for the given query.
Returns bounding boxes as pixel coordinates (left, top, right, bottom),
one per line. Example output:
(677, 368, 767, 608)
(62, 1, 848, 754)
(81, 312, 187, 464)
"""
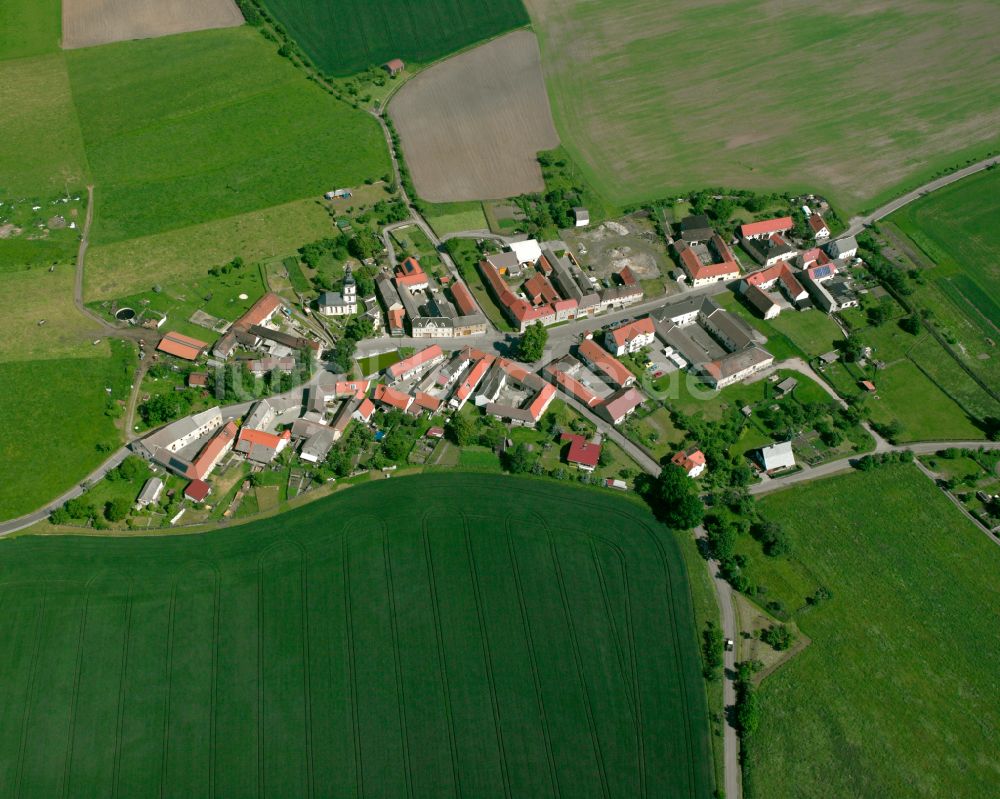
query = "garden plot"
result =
(389, 30, 559, 202)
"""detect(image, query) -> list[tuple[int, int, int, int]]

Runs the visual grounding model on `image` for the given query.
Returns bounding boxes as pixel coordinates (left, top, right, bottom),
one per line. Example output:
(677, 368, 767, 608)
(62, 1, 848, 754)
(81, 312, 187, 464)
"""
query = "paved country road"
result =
(842, 156, 999, 238)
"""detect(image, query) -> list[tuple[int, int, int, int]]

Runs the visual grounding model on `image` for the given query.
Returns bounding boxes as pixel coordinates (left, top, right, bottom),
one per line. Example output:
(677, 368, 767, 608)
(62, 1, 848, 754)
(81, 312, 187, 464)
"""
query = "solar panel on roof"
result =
(812, 265, 832, 279)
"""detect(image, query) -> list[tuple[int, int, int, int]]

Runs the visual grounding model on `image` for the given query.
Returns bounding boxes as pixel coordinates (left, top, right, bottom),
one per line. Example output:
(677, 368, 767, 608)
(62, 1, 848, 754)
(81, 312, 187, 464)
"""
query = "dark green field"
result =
(0, 475, 712, 797)
(262, 0, 529, 76)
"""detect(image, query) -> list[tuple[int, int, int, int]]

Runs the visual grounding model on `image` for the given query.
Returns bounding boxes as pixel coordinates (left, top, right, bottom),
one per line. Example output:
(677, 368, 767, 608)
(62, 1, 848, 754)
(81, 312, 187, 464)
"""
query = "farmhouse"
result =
(678, 214, 714, 243)
(386, 344, 445, 382)
(597, 386, 645, 425)
(808, 214, 831, 240)
(801, 269, 860, 313)
(673, 236, 741, 286)
(739, 217, 793, 241)
(544, 356, 603, 408)
(742, 232, 799, 268)
(249, 357, 296, 377)
(450, 281, 479, 316)
(482, 250, 523, 277)
(187, 420, 237, 480)
(449, 355, 493, 410)
(672, 447, 707, 478)
(394, 257, 430, 291)
(577, 338, 635, 388)
(135, 477, 164, 510)
(700, 345, 774, 389)
(353, 397, 376, 424)
(561, 433, 602, 472)
(484, 363, 556, 427)
(157, 331, 208, 361)
(509, 239, 543, 266)
(236, 428, 291, 465)
(605, 317, 656, 356)
(318, 266, 357, 316)
(247, 325, 319, 354)
(741, 263, 810, 318)
(758, 440, 796, 471)
(134, 407, 224, 472)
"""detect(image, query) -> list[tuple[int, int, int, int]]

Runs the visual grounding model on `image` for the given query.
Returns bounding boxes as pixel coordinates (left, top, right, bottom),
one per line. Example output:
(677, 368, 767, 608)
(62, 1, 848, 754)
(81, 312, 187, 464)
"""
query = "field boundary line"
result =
(158, 581, 178, 799)
(341, 533, 363, 799)
(505, 518, 561, 798)
(461, 513, 513, 799)
(589, 538, 646, 796)
(111, 580, 136, 799)
(299, 550, 316, 799)
(13, 585, 47, 799)
(381, 526, 415, 799)
(420, 510, 463, 798)
(543, 526, 611, 799)
(204, 562, 222, 799)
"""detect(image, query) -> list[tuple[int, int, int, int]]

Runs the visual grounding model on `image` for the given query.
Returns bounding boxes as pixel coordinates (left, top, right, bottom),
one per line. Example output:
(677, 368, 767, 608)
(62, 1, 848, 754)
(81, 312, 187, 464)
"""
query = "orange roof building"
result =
(739, 217, 794, 240)
(671, 447, 707, 478)
(157, 331, 209, 361)
(578, 338, 635, 388)
(188, 421, 237, 480)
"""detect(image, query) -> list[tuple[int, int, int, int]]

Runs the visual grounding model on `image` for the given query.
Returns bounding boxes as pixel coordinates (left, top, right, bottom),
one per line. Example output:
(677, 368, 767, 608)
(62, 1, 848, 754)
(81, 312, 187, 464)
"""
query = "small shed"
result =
(384, 58, 405, 76)
(573, 207, 590, 227)
(775, 376, 798, 395)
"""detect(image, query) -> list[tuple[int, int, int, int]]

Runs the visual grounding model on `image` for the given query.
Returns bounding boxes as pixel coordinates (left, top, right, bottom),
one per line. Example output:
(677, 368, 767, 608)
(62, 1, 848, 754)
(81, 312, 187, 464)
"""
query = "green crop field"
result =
(526, 0, 1000, 215)
(0, 475, 713, 797)
(64, 28, 388, 245)
(0, 0, 61, 61)
(261, 0, 529, 76)
(738, 465, 1000, 799)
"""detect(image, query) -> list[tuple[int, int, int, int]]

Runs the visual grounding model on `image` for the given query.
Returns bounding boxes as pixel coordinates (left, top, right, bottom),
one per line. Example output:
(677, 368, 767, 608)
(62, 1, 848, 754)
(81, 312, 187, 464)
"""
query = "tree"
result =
(382, 431, 415, 462)
(348, 231, 381, 261)
(343, 315, 374, 342)
(840, 334, 866, 363)
(735, 682, 761, 737)
(502, 443, 538, 474)
(761, 624, 795, 651)
(447, 413, 478, 446)
(752, 519, 791, 557)
(104, 496, 131, 523)
(140, 392, 190, 426)
(866, 302, 891, 327)
(701, 621, 724, 679)
(647, 465, 704, 529)
(113, 455, 146, 482)
(516, 322, 548, 362)
(899, 314, 921, 335)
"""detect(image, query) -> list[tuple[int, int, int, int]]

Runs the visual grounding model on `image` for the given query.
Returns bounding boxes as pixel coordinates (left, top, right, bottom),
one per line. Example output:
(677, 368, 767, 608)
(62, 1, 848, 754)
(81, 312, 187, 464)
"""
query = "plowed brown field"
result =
(389, 30, 559, 202)
(62, 0, 244, 49)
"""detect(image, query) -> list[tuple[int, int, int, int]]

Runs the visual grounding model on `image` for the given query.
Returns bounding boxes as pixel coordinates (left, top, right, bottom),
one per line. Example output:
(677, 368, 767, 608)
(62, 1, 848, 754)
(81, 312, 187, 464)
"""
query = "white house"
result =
(826, 236, 858, 260)
(605, 317, 656, 356)
(759, 440, 796, 471)
(318, 266, 357, 316)
(808, 215, 831, 240)
(573, 207, 590, 227)
(135, 477, 164, 510)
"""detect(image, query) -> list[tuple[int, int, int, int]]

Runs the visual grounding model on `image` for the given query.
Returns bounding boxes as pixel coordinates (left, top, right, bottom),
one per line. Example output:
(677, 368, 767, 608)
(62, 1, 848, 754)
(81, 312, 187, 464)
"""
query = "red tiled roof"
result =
(355, 397, 375, 420)
(618, 266, 638, 286)
(497, 358, 530, 383)
(745, 263, 806, 298)
(524, 273, 559, 305)
(188, 372, 208, 387)
(561, 433, 602, 468)
(189, 421, 237, 480)
(157, 331, 208, 361)
(808, 215, 829, 234)
(387, 345, 443, 380)
(238, 292, 283, 328)
(578, 338, 634, 386)
(549, 369, 601, 408)
(609, 317, 655, 347)
(335, 380, 370, 398)
(373, 383, 412, 411)
(426, 426, 445, 438)
(478, 259, 570, 324)
(671, 447, 706, 473)
(385, 58, 405, 71)
(388, 308, 405, 330)
(675, 238, 741, 282)
(740, 217, 793, 238)
(453, 358, 491, 403)
(414, 391, 441, 412)
(184, 479, 211, 502)
(527, 382, 556, 419)
(450, 281, 477, 316)
(238, 427, 288, 449)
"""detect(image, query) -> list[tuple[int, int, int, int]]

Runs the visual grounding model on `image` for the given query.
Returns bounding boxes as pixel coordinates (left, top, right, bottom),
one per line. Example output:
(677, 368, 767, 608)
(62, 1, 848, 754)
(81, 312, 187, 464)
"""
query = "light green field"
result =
(0, 54, 89, 196)
(86, 197, 333, 299)
(425, 201, 489, 236)
(65, 27, 389, 244)
(0, 475, 713, 797)
(0, 0, 61, 61)
(526, 0, 1000, 215)
(740, 465, 1000, 799)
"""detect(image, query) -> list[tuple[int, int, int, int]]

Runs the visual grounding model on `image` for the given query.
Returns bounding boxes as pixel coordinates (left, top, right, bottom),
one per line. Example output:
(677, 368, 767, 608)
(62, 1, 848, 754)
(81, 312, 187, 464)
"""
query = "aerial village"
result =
(102, 190, 883, 528)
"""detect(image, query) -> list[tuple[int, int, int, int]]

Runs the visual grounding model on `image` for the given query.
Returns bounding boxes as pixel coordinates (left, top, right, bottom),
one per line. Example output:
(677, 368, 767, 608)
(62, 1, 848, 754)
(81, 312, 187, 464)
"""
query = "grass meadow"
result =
(65, 28, 389, 245)
(739, 465, 1000, 799)
(261, 0, 529, 76)
(85, 197, 334, 299)
(526, 0, 1000, 215)
(0, 474, 713, 797)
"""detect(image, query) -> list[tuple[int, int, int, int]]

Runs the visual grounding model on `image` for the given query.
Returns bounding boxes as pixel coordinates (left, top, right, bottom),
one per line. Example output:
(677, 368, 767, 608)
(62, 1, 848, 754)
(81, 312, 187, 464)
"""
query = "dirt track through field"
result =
(62, 0, 244, 49)
(389, 30, 560, 202)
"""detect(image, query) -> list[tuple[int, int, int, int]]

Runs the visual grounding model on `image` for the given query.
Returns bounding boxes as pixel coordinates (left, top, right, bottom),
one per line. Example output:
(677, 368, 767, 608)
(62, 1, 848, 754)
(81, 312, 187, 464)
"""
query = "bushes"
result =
(701, 621, 724, 680)
(761, 624, 795, 651)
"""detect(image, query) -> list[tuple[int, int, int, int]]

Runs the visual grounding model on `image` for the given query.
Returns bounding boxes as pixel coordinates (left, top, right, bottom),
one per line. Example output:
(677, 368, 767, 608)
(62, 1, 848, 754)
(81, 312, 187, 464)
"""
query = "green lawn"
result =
(425, 201, 489, 237)
(740, 465, 1000, 799)
(261, 0, 529, 76)
(0, 53, 89, 197)
(529, 0, 1000, 215)
(0, 474, 712, 797)
(66, 27, 389, 245)
(0, 343, 133, 521)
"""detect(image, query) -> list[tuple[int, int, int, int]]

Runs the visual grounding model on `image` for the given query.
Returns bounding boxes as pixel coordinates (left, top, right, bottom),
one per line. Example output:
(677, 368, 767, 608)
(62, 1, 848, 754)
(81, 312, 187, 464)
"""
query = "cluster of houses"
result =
(478, 240, 645, 332)
(208, 291, 321, 365)
(375, 255, 488, 338)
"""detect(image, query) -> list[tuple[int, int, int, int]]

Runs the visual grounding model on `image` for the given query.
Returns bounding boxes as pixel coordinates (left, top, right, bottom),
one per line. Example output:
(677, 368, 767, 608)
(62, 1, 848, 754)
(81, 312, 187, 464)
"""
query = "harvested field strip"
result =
(62, 0, 244, 50)
(0, 475, 711, 797)
(260, 0, 529, 76)
(389, 30, 559, 202)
